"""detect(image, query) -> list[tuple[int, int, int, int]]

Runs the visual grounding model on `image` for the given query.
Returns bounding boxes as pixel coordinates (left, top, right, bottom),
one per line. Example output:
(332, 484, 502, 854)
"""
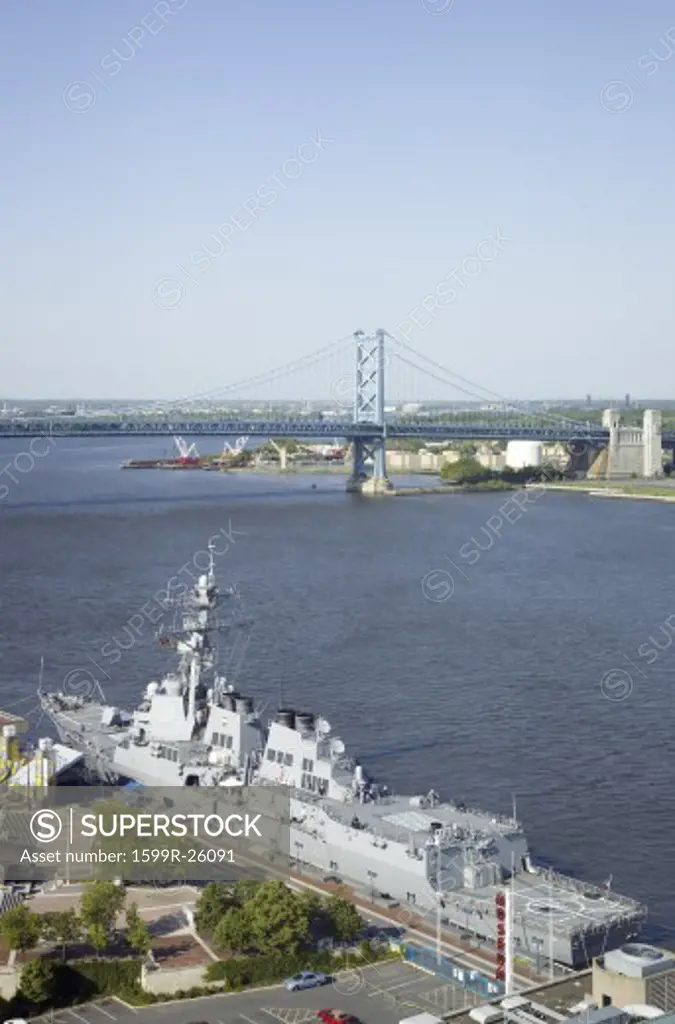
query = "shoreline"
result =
(385, 483, 517, 496)
(530, 483, 675, 503)
(119, 463, 675, 502)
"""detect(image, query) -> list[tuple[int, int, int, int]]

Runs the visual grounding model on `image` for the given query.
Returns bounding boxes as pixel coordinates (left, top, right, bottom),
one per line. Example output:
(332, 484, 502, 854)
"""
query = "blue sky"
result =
(1, 0, 674, 400)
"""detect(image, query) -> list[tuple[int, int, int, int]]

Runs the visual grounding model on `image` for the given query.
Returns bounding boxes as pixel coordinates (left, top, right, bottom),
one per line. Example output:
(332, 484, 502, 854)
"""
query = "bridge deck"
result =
(0, 418, 620, 442)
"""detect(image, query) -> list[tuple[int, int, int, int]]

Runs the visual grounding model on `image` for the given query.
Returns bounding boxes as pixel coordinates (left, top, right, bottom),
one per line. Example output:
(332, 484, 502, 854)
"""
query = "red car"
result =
(317, 1012, 359, 1024)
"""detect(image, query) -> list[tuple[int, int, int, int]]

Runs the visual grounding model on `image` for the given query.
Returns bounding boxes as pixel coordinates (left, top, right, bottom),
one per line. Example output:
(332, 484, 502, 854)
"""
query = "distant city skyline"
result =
(2, 1, 674, 398)
(5, 396, 675, 411)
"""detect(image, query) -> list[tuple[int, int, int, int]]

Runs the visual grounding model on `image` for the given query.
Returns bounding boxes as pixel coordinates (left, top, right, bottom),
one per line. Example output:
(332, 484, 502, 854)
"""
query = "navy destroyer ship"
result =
(38, 544, 646, 968)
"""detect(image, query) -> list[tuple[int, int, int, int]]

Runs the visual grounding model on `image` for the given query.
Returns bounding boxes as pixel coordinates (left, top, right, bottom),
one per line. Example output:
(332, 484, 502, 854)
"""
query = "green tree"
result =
(80, 880, 125, 954)
(0, 903, 42, 953)
(324, 895, 363, 943)
(259, 438, 299, 458)
(233, 879, 262, 906)
(440, 456, 492, 484)
(298, 890, 322, 919)
(273, 437, 299, 454)
(387, 439, 425, 452)
(213, 906, 252, 953)
(125, 902, 152, 956)
(246, 880, 311, 954)
(19, 957, 57, 1005)
(194, 882, 236, 935)
(88, 922, 108, 955)
(41, 908, 81, 960)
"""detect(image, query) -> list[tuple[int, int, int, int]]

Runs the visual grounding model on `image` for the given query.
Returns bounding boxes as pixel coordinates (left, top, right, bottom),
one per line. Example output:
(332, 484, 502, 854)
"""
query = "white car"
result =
(284, 971, 329, 991)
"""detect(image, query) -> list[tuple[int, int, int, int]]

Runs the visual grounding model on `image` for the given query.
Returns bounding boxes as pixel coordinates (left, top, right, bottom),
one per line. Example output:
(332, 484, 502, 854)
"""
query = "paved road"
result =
(33, 961, 484, 1024)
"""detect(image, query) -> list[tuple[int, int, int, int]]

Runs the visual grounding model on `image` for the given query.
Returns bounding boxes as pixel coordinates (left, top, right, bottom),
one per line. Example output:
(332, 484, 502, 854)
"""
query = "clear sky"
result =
(1, 0, 674, 400)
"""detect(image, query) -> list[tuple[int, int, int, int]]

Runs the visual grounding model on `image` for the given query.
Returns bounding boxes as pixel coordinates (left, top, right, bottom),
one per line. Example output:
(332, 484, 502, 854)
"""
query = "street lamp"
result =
(294, 841, 303, 868)
(532, 935, 543, 975)
(366, 870, 377, 901)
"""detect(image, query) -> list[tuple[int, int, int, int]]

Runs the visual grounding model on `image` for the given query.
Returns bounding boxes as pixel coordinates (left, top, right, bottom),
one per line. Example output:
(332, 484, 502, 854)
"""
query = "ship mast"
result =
(159, 540, 243, 724)
(155, 540, 250, 731)
(185, 540, 217, 724)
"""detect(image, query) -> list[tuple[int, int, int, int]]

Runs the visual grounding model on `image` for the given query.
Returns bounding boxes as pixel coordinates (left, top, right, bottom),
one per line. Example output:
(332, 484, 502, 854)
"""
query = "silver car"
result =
(284, 971, 329, 991)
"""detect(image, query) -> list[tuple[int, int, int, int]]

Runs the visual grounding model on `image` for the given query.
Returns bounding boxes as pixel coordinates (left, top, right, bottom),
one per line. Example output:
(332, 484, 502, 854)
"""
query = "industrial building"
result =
(446, 941, 675, 1024)
(455, 981, 673, 1024)
(592, 945, 675, 1013)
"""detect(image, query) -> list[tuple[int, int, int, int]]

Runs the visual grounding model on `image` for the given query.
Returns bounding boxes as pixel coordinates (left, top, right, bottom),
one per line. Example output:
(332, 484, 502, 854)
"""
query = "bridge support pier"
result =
(346, 438, 391, 493)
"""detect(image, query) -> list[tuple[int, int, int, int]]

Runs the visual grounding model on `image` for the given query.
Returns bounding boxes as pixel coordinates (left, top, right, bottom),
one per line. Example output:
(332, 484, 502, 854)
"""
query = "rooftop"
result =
(447, 972, 593, 1024)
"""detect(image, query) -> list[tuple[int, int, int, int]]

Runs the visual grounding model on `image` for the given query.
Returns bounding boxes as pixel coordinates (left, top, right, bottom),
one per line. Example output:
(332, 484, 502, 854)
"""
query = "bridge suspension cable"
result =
(390, 337, 597, 434)
(162, 334, 355, 408)
(388, 334, 506, 404)
(392, 352, 499, 404)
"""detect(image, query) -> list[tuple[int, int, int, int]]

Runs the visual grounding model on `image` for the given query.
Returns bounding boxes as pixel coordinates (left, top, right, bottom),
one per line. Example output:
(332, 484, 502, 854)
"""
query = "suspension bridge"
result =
(1, 332, 671, 491)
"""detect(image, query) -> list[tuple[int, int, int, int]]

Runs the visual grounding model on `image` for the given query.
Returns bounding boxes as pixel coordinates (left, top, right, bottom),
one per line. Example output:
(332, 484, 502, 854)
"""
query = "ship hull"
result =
(39, 727, 644, 970)
(285, 809, 644, 969)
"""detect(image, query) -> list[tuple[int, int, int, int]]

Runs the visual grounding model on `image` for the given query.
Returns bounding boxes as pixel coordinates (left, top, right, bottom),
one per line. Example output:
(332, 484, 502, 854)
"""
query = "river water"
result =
(0, 437, 673, 941)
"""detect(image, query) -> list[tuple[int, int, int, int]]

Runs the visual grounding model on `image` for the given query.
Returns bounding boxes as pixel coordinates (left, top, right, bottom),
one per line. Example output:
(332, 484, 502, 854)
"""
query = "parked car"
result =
(284, 970, 330, 991)
(322, 874, 342, 884)
(317, 1011, 359, 1024)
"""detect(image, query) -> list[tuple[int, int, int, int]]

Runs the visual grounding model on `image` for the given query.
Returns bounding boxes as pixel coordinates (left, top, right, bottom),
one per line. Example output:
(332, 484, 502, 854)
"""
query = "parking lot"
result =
(32, 960, 485, 1024)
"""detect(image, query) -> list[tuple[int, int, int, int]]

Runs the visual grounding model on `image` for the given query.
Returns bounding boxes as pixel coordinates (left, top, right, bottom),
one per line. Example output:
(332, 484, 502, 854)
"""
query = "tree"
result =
(80, 880, 125, 954)
(88, 922, 108, 955)
(0, 903, 42, 953)
(324, 895, 363, 943)
(213, 906, 252, 953)
(233, 879, 262, 906)
(194, 881, 238, 935)
(440, 456, 492, 484)
(298, 890, 322, 919)
(41, 909, 81, 960)
(258, 438, 299, 458)
(125, 902, 151, 956)
(20, 957, 57, 1005)
(246, 880, 311, 954)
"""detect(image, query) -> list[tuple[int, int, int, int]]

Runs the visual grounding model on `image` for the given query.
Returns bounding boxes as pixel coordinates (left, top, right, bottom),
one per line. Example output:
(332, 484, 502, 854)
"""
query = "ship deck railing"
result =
(437, 884, 646, 940)
(527, 865, 648, 914)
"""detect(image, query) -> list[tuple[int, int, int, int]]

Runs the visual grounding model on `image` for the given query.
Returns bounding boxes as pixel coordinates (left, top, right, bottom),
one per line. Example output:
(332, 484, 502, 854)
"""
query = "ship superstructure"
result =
(38, 546, 647, 968)
(40, 543, 263, 787)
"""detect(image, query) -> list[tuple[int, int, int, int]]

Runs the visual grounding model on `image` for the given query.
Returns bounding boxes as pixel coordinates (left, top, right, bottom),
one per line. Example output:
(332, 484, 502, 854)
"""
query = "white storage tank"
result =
(505, 440, 543, 469)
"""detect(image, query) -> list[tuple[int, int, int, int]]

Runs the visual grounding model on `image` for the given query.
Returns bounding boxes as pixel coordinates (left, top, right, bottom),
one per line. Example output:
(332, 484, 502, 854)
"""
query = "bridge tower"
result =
(597, 408, 664, 479)
(346, 329, 392, 494)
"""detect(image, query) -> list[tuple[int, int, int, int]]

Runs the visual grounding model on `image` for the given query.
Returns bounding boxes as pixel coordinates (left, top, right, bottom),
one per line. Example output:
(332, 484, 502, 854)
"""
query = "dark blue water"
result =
(1, 437, 673, 940)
